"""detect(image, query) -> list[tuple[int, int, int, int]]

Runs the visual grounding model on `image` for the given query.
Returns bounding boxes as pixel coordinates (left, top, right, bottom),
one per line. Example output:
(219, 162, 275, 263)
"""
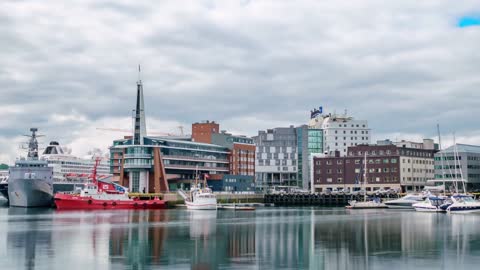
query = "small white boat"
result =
(385, 194, 425, 209)
(345, 152, 387, 209)
(413, 196, 446, 212)
(186, 188, 217, 210)
(445, 194, 480, 214)
(185, 172, 217, 210)
(346, 198, 387, 209)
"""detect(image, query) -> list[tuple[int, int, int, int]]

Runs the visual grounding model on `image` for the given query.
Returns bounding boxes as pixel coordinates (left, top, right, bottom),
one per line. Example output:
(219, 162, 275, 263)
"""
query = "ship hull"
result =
(0, 182, 8, 201)
(185, 201, 217, 210)
(8, 178, 53, 207)
(54, 193, 167, 210)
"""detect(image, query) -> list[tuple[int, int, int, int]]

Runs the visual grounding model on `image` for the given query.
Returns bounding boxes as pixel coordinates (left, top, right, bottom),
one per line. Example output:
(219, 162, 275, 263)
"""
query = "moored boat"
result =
(184, 173, 217, 210)
(444, 194, 480, 214)
(54, 159, 166, 210)
(346, 152, 387, 209)
(8, 128, 54, 208)
(413, 196, 446, 212)
(384, 194, 425, 209)
(346, 198, 387, 209)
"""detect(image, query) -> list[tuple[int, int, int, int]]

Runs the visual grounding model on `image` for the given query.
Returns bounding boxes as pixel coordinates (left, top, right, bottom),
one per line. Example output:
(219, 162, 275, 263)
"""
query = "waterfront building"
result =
(312, 139, 436, 192)
(254, 121, 324, 191)
(109, 80, 255, 192)
(434, 144, 480, 190)
(253, 126, 303, 190)
(192, 121, 219, 144)
(309, 109, 371, 156)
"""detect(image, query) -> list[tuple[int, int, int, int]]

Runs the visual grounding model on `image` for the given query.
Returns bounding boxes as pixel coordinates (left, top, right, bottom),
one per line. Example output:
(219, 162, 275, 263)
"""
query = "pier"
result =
(264, 193, 399, 206)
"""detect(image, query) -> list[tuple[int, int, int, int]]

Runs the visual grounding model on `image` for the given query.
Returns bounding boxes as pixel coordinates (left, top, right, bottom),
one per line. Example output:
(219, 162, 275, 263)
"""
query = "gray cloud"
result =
(1, 0, 480, 163)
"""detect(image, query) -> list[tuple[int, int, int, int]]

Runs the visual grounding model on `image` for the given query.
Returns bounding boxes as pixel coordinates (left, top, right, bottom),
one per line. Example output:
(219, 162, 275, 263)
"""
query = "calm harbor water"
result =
(1, 199, 480, 270)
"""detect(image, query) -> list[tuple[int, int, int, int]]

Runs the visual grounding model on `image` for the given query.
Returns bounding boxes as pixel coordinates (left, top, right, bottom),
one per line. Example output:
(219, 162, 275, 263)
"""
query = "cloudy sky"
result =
(1, 0, 479, 164)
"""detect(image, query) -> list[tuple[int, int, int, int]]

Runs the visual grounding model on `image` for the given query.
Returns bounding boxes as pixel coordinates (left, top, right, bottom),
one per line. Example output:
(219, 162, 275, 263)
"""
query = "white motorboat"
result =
(184, 172, 217, 210)
(444, 194, 480, 214)
(384, 194, 425, 209)
(347, 198, 387, 209)
(413, 196, 447, 212)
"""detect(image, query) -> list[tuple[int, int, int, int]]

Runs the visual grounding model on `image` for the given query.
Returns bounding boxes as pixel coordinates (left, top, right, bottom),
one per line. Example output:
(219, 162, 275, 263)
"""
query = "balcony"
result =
(124, 154, 152, 159)
(163, 155, 229, 164)
(164, 164, 229, 172)
(124, 164, 152, 169)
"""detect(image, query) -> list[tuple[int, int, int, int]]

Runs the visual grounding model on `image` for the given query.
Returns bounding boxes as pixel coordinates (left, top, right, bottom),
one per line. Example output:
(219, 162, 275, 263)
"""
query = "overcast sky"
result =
(1, 0, 479, 164)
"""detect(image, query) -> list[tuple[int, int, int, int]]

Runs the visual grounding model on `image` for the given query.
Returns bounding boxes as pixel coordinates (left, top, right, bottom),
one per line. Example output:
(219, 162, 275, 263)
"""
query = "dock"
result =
(264, 193, 399, 206)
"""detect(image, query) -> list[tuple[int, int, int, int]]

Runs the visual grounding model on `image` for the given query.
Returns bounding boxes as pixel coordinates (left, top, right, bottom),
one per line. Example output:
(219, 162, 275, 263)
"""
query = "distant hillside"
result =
(0, 164, 8, 170)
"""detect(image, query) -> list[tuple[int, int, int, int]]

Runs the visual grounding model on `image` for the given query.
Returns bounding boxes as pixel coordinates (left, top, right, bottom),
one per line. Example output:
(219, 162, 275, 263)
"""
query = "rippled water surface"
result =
(1, 199, 480, 270)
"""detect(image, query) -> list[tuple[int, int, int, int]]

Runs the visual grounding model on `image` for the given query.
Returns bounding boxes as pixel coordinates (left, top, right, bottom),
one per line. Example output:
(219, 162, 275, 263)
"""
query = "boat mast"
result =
(452, 134, 466, 193)
(437, 124, 446, 196)
(194, 165, 199, 188)
(364, 151, 367, 202)
(93, 157, 101, 191)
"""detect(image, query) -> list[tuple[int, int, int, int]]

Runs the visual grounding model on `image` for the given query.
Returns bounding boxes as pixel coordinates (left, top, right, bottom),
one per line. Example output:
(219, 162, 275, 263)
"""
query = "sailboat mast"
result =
(364, 151, 367, 202)
(437, 124, 446, 196)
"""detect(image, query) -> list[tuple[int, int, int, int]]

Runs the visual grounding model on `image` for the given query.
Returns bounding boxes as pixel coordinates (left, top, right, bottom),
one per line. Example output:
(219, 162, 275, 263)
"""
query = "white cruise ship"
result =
(41, 141, 111, 182)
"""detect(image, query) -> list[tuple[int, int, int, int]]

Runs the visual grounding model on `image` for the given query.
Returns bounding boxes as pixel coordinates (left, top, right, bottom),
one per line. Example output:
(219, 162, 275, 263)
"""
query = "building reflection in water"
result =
(4, 207, 480, 269)
(109, 210, 169, 268)
(7, 208, 53, 270)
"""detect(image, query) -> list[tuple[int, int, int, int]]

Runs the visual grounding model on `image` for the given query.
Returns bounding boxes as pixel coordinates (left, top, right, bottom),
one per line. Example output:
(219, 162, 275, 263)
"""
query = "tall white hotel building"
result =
(309, 110, 371, 156)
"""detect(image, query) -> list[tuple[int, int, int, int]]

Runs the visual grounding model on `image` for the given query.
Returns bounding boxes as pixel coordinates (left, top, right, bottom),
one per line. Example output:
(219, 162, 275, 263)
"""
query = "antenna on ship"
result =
(21, 128, 45, 160)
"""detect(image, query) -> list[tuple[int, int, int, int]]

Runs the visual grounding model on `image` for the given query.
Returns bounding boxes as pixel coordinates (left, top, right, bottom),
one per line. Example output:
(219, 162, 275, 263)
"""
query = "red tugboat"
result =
(54, 158, 166, 210)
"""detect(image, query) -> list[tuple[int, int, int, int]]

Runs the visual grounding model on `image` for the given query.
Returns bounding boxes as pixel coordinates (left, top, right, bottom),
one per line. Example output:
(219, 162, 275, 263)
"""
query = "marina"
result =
(1, 203, 480, 269)
(1, 1, 480, 269)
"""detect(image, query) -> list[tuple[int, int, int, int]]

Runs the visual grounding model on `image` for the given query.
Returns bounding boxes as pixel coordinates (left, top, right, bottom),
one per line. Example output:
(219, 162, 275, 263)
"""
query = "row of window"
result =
(403, 168, 434, 173)
(434, 156, 462, 161)
(317, 158, 398, 165)
(320, 176, 398, 183)
(334, 136, 368, 141)
(327, 124, 367, 128)
(257, 160, 297, 166)
(349, 150, 433, 158)
(334, 130, 368, 135)
(403, 159, 434, 165)
(317, 167, 399, 174)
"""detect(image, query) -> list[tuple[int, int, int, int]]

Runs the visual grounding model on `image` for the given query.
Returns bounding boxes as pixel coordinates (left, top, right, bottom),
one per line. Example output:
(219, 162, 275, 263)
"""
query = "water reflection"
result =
(6, 208, 54, 270)
(1, 207, 480, 269)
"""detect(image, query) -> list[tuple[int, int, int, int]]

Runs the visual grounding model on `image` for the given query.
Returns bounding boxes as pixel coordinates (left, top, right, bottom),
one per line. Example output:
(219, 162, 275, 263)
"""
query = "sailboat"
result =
(185, 171, 217, 210)
(346, 152, 387, 209)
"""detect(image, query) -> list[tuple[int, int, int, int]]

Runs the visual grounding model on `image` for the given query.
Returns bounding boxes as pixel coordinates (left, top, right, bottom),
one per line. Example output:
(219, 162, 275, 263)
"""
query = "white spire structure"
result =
(134, 65, 147, 145)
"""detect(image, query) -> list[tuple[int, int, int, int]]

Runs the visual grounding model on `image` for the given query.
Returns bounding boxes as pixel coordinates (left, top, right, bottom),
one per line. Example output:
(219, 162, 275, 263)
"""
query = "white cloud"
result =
(1, 0, 480, 163)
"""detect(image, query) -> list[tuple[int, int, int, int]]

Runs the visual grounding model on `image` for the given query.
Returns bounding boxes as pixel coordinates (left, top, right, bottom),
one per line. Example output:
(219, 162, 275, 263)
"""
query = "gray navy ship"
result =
(8, 128, 53, 207)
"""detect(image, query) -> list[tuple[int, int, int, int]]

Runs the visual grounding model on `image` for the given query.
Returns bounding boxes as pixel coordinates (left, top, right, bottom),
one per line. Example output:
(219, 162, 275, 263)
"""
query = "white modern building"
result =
(309, 111, 371, 156)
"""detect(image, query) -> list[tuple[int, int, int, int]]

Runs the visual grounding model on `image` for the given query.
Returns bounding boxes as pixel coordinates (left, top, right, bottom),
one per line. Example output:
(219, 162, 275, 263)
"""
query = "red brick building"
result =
(192, 121, 220, 144)
(192, 121, 255, 177)
(312, 142, 437, 192)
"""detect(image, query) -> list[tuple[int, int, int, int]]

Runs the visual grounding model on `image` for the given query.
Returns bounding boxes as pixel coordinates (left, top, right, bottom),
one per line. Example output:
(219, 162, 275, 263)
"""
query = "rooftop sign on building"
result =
(310, 106, 323, 119)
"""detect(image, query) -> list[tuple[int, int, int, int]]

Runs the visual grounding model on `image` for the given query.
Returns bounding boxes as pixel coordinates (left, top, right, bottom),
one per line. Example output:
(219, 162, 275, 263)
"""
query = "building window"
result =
(337, 160, 343, 164)
(337, 177, 343, 183)
(337, 169, 343, 173)
(327, 169, 332, 174)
